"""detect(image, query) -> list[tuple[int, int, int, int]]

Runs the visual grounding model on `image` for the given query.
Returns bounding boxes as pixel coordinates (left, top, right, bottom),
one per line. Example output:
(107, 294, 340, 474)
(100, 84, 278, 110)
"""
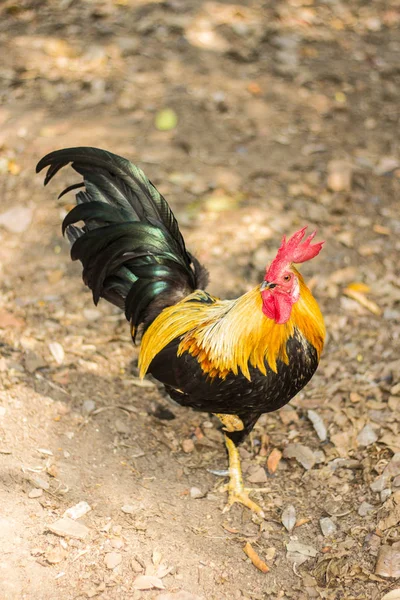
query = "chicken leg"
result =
(215, 413, 265, 518)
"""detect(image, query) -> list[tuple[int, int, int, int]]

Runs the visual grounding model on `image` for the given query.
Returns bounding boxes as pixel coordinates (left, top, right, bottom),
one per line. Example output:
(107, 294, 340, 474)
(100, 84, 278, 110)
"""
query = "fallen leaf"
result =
(307, 410, 327, 442)
(47, 517, 89, 540)
(243, 542, 269, 573)
(0, 310, 25, 329)
(133, 575, 165, 590)
(381, 589, 400, 600)
(267, 448, 282, 474)
(49, 342, 65, 365)
(282, 505, 297, 533)
(155, 108, 178, 131)
(343, 287, 381, 316)
(376, 545, 400, 578)
(283, 444, 316, 470)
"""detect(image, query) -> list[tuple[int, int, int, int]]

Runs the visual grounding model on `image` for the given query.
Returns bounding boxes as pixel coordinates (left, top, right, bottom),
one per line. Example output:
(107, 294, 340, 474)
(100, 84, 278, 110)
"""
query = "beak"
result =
(260, 280, 277, 290)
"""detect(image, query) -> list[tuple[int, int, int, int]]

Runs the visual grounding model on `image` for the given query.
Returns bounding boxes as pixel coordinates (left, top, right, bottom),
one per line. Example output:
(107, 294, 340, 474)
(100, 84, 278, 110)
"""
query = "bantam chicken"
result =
(37, 147, 325, 517)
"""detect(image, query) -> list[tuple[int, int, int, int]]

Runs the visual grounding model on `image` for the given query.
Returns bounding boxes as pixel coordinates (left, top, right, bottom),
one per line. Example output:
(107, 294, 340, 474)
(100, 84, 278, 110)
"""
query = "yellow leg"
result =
(222, 435, 265, 518)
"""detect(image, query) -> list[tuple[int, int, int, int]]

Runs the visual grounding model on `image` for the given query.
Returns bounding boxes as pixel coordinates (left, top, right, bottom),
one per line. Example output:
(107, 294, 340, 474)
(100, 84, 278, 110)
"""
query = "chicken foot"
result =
(221, 436, 265, 518)
(214, 413, 265, 518)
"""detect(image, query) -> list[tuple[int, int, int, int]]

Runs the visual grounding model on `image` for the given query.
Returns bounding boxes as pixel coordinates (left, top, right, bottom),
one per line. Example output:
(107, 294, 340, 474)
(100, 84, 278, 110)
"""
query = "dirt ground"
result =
(0, 1, 400, 599)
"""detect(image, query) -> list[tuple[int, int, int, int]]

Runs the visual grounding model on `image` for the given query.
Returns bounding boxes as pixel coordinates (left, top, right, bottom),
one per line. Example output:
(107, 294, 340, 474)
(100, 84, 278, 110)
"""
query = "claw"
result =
(223, 435, 265, 518)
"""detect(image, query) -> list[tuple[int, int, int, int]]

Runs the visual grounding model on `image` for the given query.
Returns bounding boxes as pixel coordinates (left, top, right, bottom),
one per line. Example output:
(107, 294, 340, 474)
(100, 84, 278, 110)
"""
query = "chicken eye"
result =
(283, 274, 291, 282)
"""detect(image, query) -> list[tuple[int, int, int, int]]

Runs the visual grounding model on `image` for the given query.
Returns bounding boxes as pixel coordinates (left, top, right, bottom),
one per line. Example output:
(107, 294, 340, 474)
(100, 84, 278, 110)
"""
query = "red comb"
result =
(266, 227, 324, 279)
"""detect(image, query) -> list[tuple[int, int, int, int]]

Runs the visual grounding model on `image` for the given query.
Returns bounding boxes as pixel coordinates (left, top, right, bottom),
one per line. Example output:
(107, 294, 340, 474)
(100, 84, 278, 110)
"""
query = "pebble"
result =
(358, 501, 374, 517)
(28, 488, 43, 499)
(115, 419, 131, 434)
(190, 487, 204, 499)
(83, 308, 102, 321)
(110, 538, 124, 549)
(48, 517, 89, 540)
(320, 517, 337, 537)
(327, 160, 353, 192)
(104, 551, 122, 570)
(29, 475, 50, 491)
(0, 205, 33, 233)
(63, 501, 91, 520)
(121, 504, 136, 514)
(46, 546, 66, 564)
(182, 439, 195, 453)
(82, 399, 96, 414)
(24, 351, 47, 373)
(357, 424, 378, 447)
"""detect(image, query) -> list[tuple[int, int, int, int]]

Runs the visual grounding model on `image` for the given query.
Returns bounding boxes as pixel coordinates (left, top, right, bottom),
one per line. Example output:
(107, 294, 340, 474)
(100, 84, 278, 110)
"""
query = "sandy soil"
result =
(0, 1, 400, 599)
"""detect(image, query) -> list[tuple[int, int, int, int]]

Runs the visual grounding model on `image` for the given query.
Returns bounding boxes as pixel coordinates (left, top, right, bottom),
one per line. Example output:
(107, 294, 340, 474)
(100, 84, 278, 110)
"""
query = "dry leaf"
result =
(343, 287, 381, 316)
(267, 448, 282, 474)
(381, 589, 400, 600)
(307, 410, 327, 441)
(283, 444, 316, 470)
(376, 545, 400, 578)
(243, 542, 269, 573)
(0, 310, 25, 329)
(281, 505, 296, 533)
(49, 342, 65, 365)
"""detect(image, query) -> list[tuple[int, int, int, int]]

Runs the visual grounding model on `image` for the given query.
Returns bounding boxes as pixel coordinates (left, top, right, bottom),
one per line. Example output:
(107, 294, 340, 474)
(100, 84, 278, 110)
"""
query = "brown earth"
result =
(0, 1, 400, 599)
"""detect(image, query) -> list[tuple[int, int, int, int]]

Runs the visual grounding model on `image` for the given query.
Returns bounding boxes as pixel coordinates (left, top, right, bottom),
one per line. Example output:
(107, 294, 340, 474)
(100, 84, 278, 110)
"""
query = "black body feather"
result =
(149, 330, 318, 445)
(36, 147, 208, 334)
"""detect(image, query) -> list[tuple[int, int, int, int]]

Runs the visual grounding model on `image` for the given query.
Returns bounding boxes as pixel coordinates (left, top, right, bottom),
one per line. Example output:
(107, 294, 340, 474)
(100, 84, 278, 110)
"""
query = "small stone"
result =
(0, 205, 33, 233)
(110, 538, 124, 549)
(48, 517, 89, 539)
(381, 489, 392, 502)
(63, 501, 91, 520)
(29, 475, 50, 491)
(182, 439, 195, 453)
(357, 424, 378, 447)
(115, 419, 130, 434)
(121, 504, 135, 514)
(46, 546, 66, 564)
(82, 308, 102, 321)
(327, 160, 353, 192)
(190, 487, 204, 499)
(24, 351, 47, 373)
(371, 474, 389, 492)
(320, 517, 337, 537)
(82, 399, 96, 414)
(105, 551, 122, 570)
(28, 488, 43, 499)
(358, 501, 374, 517)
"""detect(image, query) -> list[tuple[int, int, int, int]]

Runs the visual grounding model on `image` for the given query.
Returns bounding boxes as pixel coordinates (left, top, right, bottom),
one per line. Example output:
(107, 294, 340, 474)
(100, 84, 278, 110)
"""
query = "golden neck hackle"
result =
(139, 274, 325, 381)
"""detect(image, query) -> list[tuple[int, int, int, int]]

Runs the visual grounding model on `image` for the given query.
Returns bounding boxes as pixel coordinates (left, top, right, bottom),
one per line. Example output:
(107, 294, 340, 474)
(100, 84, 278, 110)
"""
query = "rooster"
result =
(37, 147, 325, 517)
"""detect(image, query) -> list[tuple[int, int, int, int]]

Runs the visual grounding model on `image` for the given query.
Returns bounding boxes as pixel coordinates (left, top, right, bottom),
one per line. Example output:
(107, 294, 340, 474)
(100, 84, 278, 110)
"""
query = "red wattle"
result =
(261, 290, 293, 324)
